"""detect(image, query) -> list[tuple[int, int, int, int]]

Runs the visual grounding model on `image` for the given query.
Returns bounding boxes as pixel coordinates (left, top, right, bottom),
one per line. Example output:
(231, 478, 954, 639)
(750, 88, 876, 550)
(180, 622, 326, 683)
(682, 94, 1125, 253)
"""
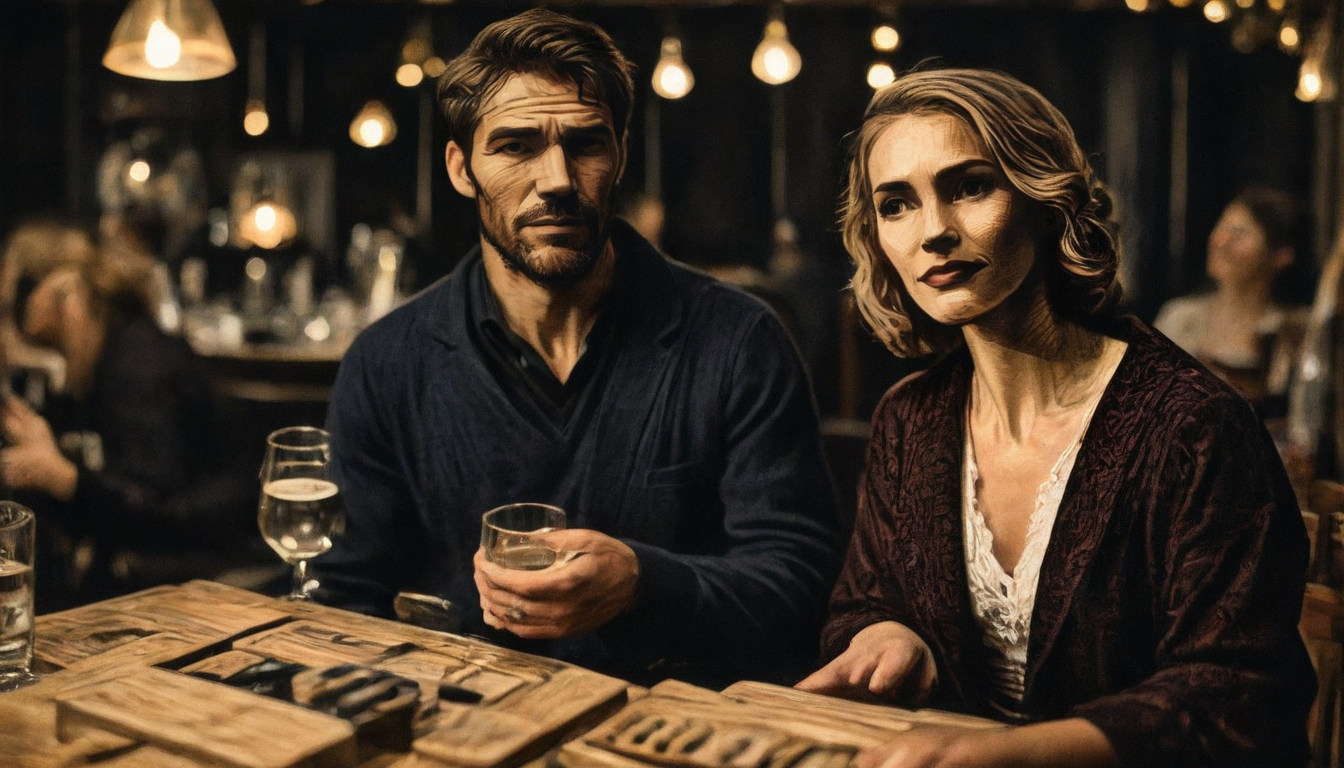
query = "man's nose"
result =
(535, 144, 575, 197)
(921, 201, 959, 254)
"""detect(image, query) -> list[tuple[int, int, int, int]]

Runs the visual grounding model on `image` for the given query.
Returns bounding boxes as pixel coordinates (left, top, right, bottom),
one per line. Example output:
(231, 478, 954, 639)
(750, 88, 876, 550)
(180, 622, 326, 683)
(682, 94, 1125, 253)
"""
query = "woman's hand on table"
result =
(795, 621, 938, 705)
(0, 395, 77, 501)
(855, 719, 1118, 768)
(474, 528, 639, 640)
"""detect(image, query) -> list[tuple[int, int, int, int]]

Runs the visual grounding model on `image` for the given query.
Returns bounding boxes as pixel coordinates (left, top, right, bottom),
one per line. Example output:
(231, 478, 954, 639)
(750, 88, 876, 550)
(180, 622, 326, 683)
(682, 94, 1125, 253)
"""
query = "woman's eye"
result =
(877, 197, 910, 218)
(958, 177, 994, 198)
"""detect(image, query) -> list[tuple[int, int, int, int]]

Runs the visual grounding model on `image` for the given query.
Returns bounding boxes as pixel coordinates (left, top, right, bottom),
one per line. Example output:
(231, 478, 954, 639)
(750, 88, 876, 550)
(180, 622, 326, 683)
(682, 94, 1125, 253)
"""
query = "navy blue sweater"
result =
(314, 221, 842, 687)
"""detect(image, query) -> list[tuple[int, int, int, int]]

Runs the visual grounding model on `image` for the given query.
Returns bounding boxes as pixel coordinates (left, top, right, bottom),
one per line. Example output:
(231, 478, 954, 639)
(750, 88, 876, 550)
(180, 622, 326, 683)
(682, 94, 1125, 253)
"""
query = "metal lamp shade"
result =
(103, 0, 236, 82)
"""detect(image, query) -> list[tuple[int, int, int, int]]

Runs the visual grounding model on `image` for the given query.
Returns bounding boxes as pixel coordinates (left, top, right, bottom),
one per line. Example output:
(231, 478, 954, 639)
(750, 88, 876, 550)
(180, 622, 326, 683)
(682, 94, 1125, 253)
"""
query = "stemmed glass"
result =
(258, 426, 344, 601)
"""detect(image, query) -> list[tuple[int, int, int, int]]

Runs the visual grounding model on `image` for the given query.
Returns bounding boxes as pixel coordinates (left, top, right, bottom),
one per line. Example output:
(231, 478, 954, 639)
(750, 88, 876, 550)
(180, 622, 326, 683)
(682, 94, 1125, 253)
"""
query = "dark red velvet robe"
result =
(822, 316, 1316, 767)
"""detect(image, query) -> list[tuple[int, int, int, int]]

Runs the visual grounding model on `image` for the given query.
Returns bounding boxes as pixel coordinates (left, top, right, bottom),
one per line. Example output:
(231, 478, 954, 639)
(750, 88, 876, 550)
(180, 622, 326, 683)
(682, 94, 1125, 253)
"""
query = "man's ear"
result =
(1271, 245, 1295, 273)
(615, 132, 629, 187)
(446, 141, 477, 199)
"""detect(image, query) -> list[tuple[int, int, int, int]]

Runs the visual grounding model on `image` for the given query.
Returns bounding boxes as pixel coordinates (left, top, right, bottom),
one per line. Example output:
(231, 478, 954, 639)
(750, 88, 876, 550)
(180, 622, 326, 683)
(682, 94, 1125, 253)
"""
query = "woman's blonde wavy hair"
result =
(842, 68, 1121, 358)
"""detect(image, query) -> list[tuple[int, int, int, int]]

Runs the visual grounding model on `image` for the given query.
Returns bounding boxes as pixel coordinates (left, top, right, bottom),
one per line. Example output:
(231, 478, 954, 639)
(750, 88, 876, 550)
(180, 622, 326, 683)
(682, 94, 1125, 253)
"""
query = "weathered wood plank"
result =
(54, 666, 358, 768)
(414, 667, 628, 768)
(719, 680, 1003, 731)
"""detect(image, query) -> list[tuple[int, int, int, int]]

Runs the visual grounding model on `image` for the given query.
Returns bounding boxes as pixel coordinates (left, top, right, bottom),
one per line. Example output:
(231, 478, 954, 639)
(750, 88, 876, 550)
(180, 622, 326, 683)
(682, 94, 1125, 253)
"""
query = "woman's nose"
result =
(921, 202, 959, 254)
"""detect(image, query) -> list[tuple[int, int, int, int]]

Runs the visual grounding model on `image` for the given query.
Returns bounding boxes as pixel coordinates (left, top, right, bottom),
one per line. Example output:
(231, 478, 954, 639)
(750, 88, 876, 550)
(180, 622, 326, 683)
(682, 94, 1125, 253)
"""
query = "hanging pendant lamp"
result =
(103, 0, 236, 81)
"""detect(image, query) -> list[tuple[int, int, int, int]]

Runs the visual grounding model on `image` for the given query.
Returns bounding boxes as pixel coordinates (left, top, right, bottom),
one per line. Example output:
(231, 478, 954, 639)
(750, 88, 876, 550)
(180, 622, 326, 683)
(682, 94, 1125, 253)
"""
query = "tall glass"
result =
(258, 427, 344, 601)
(0, 502, 37, 691)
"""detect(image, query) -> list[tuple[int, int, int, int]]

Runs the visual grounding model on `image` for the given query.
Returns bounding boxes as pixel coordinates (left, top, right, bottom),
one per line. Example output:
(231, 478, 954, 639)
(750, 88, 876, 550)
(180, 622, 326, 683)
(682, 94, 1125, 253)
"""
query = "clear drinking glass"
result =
(481, 503, 566, 570)
(258, 427, 344, 601)
(0, 502, 37, 691)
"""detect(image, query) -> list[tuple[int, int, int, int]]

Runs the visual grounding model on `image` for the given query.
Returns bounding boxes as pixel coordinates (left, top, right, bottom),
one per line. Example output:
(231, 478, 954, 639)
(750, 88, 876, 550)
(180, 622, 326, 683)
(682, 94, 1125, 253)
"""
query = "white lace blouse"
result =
(962, 400, 1100, 716)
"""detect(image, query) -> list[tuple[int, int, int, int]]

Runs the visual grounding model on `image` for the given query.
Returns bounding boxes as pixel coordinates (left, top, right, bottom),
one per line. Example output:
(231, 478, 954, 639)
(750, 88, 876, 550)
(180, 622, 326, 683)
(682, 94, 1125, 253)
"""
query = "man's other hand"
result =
(474, 528, 639, 639)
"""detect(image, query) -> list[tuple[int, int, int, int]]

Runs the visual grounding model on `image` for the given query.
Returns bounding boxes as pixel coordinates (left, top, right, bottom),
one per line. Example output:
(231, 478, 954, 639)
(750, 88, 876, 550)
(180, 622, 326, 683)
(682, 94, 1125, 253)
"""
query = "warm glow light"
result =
(1298, 61, 1323, 102)
(1267, 0, 1286, 10)
(1280, 23, 1300, 51)
(238, 202, 297, 249)
(103, 0, 236, 81)
(1125, 0, 1150, 11)
(422, 56, 447, 78)
(396, 63, 424, 88)
(871, 25, 900, 52)
(243, 100, 269, 136)
(1203, 0, 1229, 22)
(349, 101, 397, 148)
(254, 204, 277, 233)
(127, 160, 151, 183)
(1169, 0, 1194, 8)
(866, 62, 896, 89)
(751, 18, 802, 85)
(145, 19, 182, 68)
(1234, 0, 1254, 8)
(245, 256, 268, 280)
(651, 37, 694, 99)
(360, 120, 384, 146)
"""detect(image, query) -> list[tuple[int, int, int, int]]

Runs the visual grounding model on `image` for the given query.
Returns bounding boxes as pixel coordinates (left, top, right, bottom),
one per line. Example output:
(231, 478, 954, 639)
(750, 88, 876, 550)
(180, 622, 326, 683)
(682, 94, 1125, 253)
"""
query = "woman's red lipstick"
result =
(919, 261, 985, 288)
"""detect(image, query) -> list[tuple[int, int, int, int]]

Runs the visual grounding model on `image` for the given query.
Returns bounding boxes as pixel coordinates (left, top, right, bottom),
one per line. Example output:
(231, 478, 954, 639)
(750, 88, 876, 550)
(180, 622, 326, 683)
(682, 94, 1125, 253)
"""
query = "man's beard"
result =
(479, 196, 608, 289)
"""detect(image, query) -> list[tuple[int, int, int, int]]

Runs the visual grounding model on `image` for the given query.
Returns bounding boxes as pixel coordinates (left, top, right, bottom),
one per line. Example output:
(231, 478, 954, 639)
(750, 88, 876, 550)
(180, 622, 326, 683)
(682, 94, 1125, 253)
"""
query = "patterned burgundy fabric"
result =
(821, 316, 1316, 767)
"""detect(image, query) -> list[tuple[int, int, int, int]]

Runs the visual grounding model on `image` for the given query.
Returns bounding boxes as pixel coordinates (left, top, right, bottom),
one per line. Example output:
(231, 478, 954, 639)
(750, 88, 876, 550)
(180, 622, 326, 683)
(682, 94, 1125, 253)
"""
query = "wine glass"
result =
(258, 426, 344, 601)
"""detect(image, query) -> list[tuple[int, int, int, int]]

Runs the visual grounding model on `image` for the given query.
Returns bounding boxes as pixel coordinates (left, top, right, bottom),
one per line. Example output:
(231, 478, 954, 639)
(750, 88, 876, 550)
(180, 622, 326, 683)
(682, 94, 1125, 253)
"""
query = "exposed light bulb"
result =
(145, 19, 183, 69)
(1280, 22, 1300, 52)
(396, 62, 424, 87)
(1234, 0, 1254, 8)
(871, 25, 900, 52)
(866, 62, 896, 89)
(1125, 0, 1151, 12)
(422, 56, 447, 78)
(751, 18, 802, 85)
(127, 160, 151, 184)
(1169, 0, 1194, 8)
(244, 100, 269, 136)
(651, 37, 694, 99)
(349, 101, 397, 148)
(1297, 60, 1323, 102)
(1203, 0, 1229, 23)
(238, 202, 297, 249)
(1267, 0, 1286, 11)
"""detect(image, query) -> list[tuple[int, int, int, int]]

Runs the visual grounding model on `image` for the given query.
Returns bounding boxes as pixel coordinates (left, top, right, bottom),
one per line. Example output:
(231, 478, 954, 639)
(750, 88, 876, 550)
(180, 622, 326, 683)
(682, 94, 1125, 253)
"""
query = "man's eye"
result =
(495, 141, 530, 155)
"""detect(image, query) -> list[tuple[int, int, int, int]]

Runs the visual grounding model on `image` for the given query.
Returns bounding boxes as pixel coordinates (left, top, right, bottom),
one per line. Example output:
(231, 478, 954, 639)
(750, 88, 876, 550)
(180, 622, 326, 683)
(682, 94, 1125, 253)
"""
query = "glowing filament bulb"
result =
(1203, 0, 1229, 23)
(871, 25, 900, 52)
(651, 37, 694, 99)
(244, 100, 269, 136)
(1280, 23, 1300, 51)
(396, 63, 424, 88)
(127, 160, 151, 183)
(867, 62, 896, 89)
(1125, 0, 1151, 12)
(254, 204, 277, 232)
(752, 19, 802, 85)
(144, 19, 182, 69)
(349, 101, 397, 148)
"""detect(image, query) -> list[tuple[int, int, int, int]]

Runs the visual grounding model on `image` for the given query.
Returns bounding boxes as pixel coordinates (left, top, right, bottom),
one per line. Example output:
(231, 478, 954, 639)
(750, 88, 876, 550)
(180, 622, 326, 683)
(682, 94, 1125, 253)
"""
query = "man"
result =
(314, 8, 841, 689)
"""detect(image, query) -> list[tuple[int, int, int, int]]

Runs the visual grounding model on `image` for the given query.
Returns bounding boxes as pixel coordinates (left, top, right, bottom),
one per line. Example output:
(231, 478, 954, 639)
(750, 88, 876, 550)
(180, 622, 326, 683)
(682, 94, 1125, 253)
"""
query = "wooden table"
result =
(1, 581, 999, 768)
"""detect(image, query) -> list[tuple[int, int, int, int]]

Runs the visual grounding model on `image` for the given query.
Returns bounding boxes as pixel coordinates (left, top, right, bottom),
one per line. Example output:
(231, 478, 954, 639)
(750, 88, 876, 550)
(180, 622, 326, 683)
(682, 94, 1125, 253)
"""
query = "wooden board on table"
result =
(54, 666, 358, 768)
(414, 665, 628, 768)
(35, 582, 290, 669)
(719, 680, 1004, 732)
(555, 679, 1001, 768)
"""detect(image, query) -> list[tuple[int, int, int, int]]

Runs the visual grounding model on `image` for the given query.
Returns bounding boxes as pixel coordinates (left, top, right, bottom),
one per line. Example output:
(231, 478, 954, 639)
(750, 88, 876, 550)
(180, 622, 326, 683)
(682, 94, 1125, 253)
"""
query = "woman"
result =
(1154, 188, 1307, 405)
(0, 234, 254, 606)
(796, 68, 1315, 767)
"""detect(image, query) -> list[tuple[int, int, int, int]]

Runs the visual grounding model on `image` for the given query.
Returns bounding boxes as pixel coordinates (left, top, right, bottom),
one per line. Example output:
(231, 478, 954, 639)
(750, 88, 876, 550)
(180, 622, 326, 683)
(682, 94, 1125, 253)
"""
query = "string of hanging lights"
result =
(1126, 0, 1335, 102)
